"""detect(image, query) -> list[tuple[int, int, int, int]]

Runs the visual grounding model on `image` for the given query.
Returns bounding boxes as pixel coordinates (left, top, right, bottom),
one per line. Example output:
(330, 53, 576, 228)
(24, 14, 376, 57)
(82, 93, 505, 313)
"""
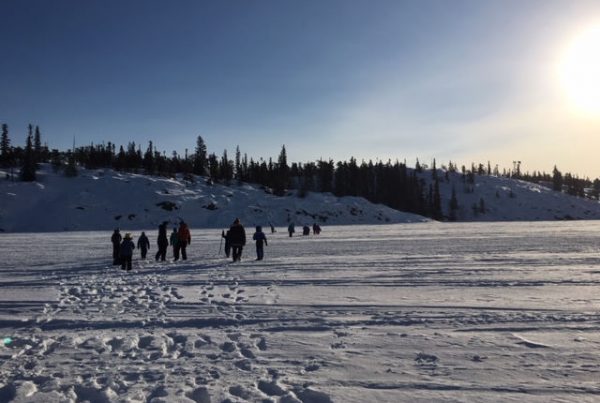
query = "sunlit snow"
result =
(1, 221, 600, 402)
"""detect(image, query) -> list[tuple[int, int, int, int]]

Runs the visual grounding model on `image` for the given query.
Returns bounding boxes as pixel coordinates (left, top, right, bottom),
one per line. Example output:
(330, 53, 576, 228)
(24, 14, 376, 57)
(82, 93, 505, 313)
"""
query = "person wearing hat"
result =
(252, 225, 268, 261)
(120, 233, 135, 271)
(228, 218, 246, 262)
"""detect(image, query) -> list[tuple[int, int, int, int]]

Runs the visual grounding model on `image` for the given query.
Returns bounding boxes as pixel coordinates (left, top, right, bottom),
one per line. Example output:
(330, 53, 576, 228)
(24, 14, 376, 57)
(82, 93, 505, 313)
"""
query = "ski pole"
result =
(218, 232, 223, 255)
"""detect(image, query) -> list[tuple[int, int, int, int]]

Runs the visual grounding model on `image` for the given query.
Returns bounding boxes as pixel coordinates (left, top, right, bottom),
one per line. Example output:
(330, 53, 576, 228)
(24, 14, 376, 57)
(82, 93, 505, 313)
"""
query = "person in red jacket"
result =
(177, 221, 191, 260)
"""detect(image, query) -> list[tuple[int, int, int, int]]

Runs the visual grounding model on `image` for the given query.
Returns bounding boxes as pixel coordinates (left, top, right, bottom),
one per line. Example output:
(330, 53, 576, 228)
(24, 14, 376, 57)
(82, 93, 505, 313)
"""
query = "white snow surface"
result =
(431, 170, 600, 221)
(0, 165, 427, 233)
(1, 221, 600, 402)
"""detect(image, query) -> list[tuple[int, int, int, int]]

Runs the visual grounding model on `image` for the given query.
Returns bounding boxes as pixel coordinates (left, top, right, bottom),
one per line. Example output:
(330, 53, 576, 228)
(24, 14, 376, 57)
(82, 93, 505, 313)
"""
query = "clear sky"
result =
(2, 0, 600, 176)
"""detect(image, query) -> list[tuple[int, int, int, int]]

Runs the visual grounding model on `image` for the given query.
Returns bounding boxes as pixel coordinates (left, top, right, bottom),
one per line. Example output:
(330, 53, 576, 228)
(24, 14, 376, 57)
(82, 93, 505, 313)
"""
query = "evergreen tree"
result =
(64, 150, 78, 177)
(222, 149, 234, 182)
(552, 165, 563, 192)
(235, 145, 241, 181)
(415, 158, 422, 173)
(20, 127, 36, 181)
(193, 135, 207, 176)
(143, 141, 155, 174)
(479, 197, 486, 214)
(34, 126, 42, 163)
(432, 178, 442, 220)
(207, 152, 219, 179)
(273, 145, 289, 195)
(0, 124, 11, 167)
(449, 186, 459, 221)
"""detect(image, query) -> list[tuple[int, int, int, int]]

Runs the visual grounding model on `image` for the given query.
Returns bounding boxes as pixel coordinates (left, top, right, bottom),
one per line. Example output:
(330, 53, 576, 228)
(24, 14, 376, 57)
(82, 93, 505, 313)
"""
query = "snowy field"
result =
(1, 221, 600, 402)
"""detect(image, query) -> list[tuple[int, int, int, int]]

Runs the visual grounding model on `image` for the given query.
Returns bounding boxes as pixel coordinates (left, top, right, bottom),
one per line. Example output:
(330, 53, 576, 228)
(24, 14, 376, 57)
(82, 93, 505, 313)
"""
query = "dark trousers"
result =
(121, 255, 132, 271)
(140, 248, 148, 259)
(232, 244, 243, 262)
(155, 245, 167, 261)
(180, 243, 187, 260)
(173, 245, 180, 261)
(112, 243, 120, 264)
(256, 244, 264, 260)
(224, 244, 231, 258)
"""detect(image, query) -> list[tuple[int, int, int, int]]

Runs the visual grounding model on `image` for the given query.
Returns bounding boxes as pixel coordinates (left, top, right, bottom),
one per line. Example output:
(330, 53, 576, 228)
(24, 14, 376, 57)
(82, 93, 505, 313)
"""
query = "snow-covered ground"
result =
(0, 166, 427, 233)
(1, 221, 600, 402)
(432, 171, 600, 221)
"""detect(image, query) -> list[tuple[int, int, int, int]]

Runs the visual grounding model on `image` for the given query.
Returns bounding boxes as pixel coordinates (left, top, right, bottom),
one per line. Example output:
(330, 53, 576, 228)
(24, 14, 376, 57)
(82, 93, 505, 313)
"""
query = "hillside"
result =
(426, 170, 600, 221)
(0, 165, 427, 232)
(2, 165, 600, 232)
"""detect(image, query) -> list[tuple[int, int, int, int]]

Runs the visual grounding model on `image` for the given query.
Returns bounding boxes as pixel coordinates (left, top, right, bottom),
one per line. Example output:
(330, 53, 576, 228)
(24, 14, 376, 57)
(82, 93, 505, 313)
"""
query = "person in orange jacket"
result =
(177, 221, 191, 260)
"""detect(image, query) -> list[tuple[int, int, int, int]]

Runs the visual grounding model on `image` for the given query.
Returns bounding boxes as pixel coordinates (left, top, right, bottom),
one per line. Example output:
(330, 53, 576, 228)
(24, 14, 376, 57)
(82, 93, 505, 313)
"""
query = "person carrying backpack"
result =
(120, 233, 135, 271)
(252, 226, 268, 260)
(229, 218, 246, 262)
(137, 231, 150, 259)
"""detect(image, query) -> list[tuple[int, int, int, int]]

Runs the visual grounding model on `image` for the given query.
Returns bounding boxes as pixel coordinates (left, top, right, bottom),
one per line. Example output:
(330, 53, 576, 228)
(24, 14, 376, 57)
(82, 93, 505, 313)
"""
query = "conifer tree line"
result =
(1, 123, 599, 220)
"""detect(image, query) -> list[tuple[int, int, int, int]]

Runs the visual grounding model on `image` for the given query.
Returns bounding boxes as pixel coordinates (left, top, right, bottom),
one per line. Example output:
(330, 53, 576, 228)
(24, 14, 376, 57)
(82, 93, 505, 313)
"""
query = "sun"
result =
(559, 25, 600, 115)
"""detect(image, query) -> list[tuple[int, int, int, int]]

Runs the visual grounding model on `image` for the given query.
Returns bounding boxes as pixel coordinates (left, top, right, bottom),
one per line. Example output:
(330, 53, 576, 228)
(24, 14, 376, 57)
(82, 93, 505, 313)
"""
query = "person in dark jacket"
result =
(137, 231, 150, 259)
(229, 218, 246, 262)
(155, 222, 169, 261)
(252, 226, 268, 260)
(222, 229, 231, 258)
(303, 225, 310, 235)
(288, 222, 295, 237)
(111, 229, 122, 265)
(178, 221, 191, 260)
(120, 233, 135, 271)
(170, 227, 180, 261)
(312, 223, 321, 235)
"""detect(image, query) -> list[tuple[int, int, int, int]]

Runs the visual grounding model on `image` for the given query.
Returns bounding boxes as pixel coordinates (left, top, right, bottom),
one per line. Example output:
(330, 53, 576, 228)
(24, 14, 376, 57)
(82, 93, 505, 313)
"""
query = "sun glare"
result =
(560, 25, 600, 116)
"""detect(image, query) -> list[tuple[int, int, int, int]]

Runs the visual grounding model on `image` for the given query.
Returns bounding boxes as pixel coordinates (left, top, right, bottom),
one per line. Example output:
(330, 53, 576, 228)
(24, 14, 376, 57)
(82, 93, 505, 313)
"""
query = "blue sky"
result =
(2, 1, 600, 175)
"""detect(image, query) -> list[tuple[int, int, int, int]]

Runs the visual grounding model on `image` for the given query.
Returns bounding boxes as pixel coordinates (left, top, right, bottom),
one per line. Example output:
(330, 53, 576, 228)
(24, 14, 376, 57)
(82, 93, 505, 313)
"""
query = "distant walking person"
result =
(222, 229, 231, 258)
(120, 233, 135, 271)
(312, 223, 321, 235)
(111, 228, 122, 265)
(155, 222, 169, 261)
(288, 222, 295, 237)
(178, 221, 191, 260)
(252, 226, 268, 260)
(229, 218, 246, 262)
(170, 227, 180, 261)
(137, 231, 150, 259)
(303, 225, 310, 236)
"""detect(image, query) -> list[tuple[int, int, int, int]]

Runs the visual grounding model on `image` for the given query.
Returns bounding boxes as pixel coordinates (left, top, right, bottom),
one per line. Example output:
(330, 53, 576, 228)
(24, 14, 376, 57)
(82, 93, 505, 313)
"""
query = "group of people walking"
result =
(221, 219, 268, 262)
(287, 222, 321, 237)
(111, 218, 322, 269)
(111, 220, 192, 271)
